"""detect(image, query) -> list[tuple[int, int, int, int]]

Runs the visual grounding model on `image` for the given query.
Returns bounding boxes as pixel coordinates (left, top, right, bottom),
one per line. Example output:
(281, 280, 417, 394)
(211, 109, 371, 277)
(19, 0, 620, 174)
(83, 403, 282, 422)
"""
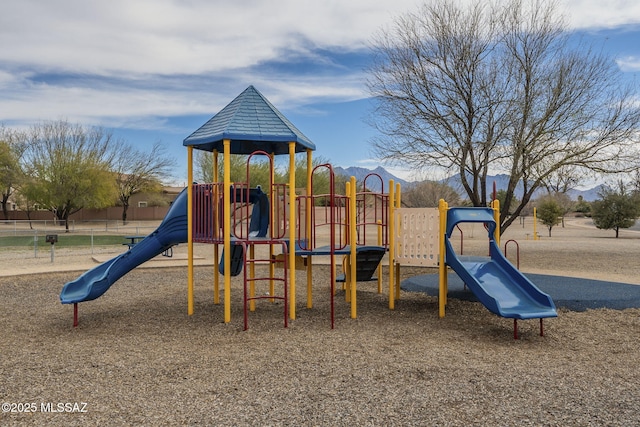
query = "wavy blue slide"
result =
(445, 208, 557, 320)
(60, 188, 188, 304)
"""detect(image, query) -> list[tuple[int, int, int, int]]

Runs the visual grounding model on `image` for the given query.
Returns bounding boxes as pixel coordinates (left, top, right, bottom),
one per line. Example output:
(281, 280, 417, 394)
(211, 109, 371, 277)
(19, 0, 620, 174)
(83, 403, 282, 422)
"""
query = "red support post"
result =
(513, 319, 519, 340)
(73, 303, 78, 328)
(331, 273, 335, 329)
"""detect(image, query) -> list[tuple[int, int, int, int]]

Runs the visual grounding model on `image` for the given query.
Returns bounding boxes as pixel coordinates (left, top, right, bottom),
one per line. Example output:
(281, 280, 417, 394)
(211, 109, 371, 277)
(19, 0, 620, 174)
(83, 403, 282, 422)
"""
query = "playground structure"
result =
(186, 153, 398, 329)
(60, 85, 556, 337)
(180, 86, 402, 329)
(437, 200, 557, 339)
(61, 86, 400, 329)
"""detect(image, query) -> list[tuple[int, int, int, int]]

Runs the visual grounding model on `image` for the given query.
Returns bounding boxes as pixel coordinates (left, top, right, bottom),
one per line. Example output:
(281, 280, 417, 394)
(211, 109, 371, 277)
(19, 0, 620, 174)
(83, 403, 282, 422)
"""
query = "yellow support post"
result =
(288, 142, 297, 320)
(395, 182, 401, 301)
(187, 146, 194, 315)
(438, 199, 448, 318)
(388, 180, 395, 310)
(533, 207, 539, 241)
(492, 199, 501, 247)
(223, 139, 231, 323)
(349, 176, 357, 318)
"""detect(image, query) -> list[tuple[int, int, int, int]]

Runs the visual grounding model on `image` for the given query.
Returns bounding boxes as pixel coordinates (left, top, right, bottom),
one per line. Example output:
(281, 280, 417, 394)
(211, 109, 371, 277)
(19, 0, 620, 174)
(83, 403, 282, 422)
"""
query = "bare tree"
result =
(113, 141, 175, 224)
(367, 0, 640, 234)
(629, 169, 640, 197)
(540, 165, 582, 226)
(402, 180, 461, 207)
(540, 165, 584, 194)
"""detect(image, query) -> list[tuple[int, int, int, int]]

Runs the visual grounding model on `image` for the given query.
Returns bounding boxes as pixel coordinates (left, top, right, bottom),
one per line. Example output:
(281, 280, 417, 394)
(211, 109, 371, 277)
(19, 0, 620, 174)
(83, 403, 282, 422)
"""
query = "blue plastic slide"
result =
(60, 188, 188, 304)
(444, 208, 557, 320)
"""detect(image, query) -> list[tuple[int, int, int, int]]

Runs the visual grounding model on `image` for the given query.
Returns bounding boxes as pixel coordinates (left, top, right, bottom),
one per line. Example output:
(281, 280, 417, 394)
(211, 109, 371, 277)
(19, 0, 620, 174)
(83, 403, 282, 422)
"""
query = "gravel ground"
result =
(1, 218, 640, 425)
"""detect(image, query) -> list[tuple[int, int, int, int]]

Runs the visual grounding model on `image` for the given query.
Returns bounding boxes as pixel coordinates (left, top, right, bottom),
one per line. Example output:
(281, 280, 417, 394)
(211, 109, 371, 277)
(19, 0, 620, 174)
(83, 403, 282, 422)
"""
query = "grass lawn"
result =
(0, 234, 125, 249)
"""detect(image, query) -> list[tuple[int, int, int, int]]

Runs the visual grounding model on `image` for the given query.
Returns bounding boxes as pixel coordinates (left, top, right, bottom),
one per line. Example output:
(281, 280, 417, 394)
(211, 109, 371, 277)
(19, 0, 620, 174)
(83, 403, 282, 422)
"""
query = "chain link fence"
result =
(0, 220, 160, 261)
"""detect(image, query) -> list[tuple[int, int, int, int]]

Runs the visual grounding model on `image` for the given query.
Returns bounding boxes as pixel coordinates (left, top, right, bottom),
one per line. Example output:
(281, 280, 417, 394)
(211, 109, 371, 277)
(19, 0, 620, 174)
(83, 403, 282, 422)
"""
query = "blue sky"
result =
(1, 0, 640, 185)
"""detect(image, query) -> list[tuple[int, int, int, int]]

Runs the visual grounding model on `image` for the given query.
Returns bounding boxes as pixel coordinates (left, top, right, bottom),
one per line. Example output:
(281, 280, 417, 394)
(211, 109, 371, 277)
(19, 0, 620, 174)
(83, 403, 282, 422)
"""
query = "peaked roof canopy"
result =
(183, 85, 316, 155)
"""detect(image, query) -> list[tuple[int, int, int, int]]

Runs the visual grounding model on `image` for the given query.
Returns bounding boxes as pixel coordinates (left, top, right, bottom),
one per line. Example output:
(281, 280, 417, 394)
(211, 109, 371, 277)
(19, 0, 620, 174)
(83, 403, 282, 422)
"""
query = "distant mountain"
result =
(567, 185, 605, 202)
(334, 167, 603, 201)
(439, 173, 603, 202)
(333, 166, 409, 192)
(437, 173, 542, 200)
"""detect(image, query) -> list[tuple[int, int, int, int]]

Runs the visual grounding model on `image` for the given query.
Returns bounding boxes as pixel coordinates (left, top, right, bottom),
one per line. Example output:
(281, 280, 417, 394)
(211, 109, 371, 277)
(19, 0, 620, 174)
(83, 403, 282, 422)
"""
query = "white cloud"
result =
(7, 0, 636, 77)
(0, 0, 640, 74)
(561, 0, 640, 29)
(617, 56, 640, 72)
(0, 0, 417, 77)
(1, 0, 397, 128)
(1, 0, 639, 130)
(0, 69, 369, 133)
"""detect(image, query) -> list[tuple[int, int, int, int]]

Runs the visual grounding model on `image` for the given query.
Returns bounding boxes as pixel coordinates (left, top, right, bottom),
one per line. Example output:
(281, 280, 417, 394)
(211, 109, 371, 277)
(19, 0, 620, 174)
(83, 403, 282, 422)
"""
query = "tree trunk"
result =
(122, 202, 129, 225)
(1, 195, 8, 220)
(64, 210, 70, 232)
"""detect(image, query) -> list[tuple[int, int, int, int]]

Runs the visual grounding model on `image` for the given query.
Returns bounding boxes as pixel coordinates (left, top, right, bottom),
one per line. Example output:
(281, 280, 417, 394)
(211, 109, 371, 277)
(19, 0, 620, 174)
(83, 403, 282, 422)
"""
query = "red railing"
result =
(191, 150, 287, 242)
(356, 173, 389, 248)
(295, 163, 348, 252)
(192, 161, 391, 252)
(504, 239, 520, 269)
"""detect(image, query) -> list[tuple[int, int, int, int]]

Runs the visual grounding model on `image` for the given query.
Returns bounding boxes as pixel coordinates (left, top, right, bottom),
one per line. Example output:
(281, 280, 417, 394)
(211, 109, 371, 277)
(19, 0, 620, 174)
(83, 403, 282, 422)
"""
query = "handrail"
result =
(504, 239, 520, 269)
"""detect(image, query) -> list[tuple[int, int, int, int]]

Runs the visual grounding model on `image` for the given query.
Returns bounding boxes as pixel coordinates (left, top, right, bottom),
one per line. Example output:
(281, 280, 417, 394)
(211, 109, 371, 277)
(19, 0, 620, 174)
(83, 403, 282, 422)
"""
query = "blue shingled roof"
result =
(183, 85, 316, 154)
